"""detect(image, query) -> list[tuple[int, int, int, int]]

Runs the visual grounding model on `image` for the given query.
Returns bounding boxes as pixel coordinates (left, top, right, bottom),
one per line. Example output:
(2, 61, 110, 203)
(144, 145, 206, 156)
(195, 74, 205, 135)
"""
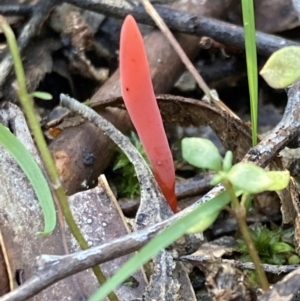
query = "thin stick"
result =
(140, 0, 237, 118)
(66, 0, 299, 57)
(1, 1, 297, 57)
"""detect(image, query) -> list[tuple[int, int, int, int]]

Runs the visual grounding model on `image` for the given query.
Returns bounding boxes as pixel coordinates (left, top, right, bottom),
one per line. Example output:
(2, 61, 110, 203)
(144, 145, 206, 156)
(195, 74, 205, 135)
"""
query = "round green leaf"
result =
(264, 170, 290, 191)
(260, 46, 300, 89)
(227, 163, 273, 194)
(228, 163, 290, 194)
(288, 255, 300, 264)
(182, 137, 222, 171)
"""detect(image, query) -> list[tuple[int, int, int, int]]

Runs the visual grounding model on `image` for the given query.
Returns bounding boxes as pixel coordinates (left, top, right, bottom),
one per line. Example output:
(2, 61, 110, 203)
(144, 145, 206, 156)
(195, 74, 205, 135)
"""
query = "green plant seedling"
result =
(186, 209, 221, 234)
(182, 138, 290, 195)
(0, 124, 56, 235)
(88, 135, 290, 300)
(182, 137, 290, 291)
(260, 46, 300, 89)
(289, 255, 300, 264)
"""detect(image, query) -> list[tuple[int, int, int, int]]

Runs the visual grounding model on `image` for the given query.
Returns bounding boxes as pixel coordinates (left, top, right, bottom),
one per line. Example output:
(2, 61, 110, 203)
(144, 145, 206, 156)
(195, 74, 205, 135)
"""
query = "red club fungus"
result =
(120, 15, 177, 212)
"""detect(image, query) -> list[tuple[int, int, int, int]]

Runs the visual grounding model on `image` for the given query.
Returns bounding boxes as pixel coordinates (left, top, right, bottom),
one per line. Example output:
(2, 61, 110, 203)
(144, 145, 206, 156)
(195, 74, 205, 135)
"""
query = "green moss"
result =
(237, 225, 296, 265)
(110, 132, 149, 198)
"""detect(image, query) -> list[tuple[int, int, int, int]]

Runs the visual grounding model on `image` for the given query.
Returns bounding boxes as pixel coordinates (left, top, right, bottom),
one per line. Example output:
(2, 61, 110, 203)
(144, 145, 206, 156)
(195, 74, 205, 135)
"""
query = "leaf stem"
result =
(223, 181, 269, 291)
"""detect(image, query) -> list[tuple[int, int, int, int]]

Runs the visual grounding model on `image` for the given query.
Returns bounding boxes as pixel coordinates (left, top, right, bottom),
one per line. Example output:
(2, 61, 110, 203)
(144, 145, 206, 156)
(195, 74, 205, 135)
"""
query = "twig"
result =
(180, 255, 299, 274)
(60, 94, 170, 227)
(230, 261, 298, 274)
(1, 198, 296, 301)
(0, 221, 165, 301)
(1, 0, 298, 57)
(120, 174, 214, 215)
(66, 0, 299, 56)
(0, 195, 294, 301)
(140, 0, 209, 99)
(139, 0, 237, 117)
(0, 5, 33, 16)
(243, 80, 300, 166)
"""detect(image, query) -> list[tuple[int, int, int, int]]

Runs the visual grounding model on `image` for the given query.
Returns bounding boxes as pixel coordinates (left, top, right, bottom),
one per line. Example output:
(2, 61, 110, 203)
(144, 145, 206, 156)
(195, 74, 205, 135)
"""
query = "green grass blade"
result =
(87, 190, 233, 301)
(242, 0, 258, 146)
(0, 124, 56, 235)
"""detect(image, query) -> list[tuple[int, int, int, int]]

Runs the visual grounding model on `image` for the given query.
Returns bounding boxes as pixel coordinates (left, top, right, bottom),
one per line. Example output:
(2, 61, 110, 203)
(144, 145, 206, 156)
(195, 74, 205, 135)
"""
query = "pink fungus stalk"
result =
(120, 15, 177, 212)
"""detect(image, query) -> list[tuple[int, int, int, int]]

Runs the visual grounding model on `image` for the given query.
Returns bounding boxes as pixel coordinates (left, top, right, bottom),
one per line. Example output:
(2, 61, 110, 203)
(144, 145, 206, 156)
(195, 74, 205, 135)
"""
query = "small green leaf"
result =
(227, 163, 273, 194)
(288, 255, 300, 264)
(223, 150, 233, 172)
(30, 91, 53, 100)
(260, 46, 300, 89)
(186, 209, 221, 234)
(228, 164, 289, 194)
(182, 137, 222, 171)
(271, 242, 294, 253)
(265, 170, 290, 191)
(0, 124, 56, 235)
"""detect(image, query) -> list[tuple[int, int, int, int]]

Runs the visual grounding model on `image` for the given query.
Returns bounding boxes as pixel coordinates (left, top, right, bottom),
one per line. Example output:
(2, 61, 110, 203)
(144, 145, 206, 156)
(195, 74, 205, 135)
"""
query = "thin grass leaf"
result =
(242, 0, 258, 146)
(87, 190, 234, 301)
(0, 124, 56, 235)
